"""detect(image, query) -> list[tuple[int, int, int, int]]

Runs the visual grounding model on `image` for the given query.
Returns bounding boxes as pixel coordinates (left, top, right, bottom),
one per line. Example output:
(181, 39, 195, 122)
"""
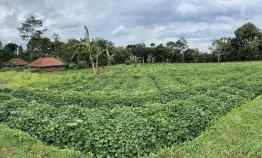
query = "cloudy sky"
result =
(0, 0, 262, 51)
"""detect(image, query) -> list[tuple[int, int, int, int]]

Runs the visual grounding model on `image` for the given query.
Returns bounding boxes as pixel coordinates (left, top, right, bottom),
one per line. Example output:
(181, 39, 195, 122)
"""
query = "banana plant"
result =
(106, 45, 115, 66)
(84, 26, 102, 75)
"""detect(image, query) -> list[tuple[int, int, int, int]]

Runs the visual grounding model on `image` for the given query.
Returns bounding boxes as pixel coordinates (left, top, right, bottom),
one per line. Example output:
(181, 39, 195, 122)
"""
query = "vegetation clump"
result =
(0, 124, 91, 158)
(150, 96, 262, 158)
(1, 63, 262, 157)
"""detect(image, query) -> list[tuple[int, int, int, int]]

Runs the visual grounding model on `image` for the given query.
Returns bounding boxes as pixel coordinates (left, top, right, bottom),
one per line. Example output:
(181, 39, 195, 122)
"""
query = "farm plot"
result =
(1, 63, 262, 157)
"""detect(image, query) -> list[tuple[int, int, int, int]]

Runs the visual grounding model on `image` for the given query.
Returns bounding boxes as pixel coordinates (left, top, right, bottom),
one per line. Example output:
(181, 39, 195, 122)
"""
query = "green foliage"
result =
(211, 22, 262, 62)
(27, 37, 54, 59)
(18, 16, 47, 41)
(0, 124, 91, 158)
(150, 96, 262, 158)
(2, 21, 262, 70)
(234, 22, 261, 41)
(1, 63, 262, 157)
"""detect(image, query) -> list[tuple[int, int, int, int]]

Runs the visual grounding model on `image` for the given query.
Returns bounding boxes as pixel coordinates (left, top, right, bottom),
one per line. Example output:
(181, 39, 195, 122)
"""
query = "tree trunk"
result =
(134, 56, 137, 67)
(217, 55, 221, 63)
(77, 55, 80, 65)
(106, 48, 113, 66)
(95, 53, 99, 74)
(89, 54, 97, 74)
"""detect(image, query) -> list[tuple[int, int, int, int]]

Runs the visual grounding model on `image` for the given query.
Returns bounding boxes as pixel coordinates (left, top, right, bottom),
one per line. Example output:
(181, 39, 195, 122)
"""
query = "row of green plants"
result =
(1, 63, 262, 157)
(1, 63, 258, 109)
(0, 123, 91, 158)
(0, 87, 257, 157)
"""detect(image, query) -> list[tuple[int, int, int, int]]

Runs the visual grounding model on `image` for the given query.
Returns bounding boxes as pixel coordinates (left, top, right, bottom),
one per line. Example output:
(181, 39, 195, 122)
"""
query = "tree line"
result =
(210, 22, 262, 62)
(1, 16, 262, 69)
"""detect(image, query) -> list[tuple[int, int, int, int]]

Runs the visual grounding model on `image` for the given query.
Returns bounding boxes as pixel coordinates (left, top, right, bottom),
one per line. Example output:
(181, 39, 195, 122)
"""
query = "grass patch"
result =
(0, 124, 92, 158)
(151, 96, 262, 158)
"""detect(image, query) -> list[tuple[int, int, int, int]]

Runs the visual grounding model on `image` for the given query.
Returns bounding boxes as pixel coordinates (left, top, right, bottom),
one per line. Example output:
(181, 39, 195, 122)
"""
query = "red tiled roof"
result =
(9, 58, 28, 66)
(29, 57, 65, 68)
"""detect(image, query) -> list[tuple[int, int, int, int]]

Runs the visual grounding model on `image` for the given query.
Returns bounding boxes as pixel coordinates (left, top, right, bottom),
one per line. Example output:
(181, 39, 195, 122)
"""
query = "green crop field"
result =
(1, 62, 262, 158)
(151, 96, 262, 158)
(0, 124, 91, 158)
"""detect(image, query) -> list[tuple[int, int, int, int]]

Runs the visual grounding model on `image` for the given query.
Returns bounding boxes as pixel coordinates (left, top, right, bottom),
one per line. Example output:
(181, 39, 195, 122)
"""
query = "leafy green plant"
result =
(1, 63, 262, 157)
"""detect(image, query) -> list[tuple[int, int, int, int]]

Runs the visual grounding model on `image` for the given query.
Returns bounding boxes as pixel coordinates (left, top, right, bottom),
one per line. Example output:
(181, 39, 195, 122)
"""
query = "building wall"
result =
(31, 66, 65, 72)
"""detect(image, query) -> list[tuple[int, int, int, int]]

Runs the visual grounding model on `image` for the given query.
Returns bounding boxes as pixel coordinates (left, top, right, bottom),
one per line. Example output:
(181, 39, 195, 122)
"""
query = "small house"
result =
(7, 58, 28, 67)
(29, 57, 65, 71)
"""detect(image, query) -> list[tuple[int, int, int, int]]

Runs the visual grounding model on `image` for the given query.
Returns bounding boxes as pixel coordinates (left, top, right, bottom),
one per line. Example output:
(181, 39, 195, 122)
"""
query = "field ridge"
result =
(0, 124, 92, 158)
(151, 96, 262, 158)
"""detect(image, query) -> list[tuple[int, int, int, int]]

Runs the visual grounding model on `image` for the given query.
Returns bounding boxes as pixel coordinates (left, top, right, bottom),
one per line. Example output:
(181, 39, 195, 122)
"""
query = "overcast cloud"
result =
(0, 0, 262, 51)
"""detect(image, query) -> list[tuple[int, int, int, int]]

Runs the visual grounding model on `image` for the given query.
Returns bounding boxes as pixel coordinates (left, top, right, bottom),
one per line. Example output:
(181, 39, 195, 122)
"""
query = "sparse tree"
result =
(175, 38, 189, 63)
(27, 37, 53, 59)
(53, 33, 60, 42)
(18, 16, 47, 60)
(18, 16, 47, 41)
(210, 38, 230, 63)
(84, 26, 106, 74)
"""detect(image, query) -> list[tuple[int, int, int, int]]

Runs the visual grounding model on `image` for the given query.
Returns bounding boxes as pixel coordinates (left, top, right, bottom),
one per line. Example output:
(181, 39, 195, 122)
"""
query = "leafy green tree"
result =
(175, 38, 189, 63)
(154, 43, 169, 62)
(112, 47, 131, 64)
(4, 43, 18, 58)
(18, 16, 47, 60)
(92, 38, 114, 66)
(184, 48, 201, 63)
(235, 23, 261, 42)
(51, 34, 66, 59)
(166, 41, 182, 62)
(210, 38, 231, 63)
(27, 37, 53, 59)
(211, 23, 262, 62)
(127, 43, 148, 64)
(67, 39, 86, 66)
(18, 16, 47, 41)
(234, 22, 262, 60)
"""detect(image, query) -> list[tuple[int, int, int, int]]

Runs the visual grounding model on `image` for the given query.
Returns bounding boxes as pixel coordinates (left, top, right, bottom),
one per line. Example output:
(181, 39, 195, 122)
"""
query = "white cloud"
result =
(177, 2, 200, 15)
(0, 7, 13, 22)
(112, 25, 129, 35)
(0, 0, 262, 51)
